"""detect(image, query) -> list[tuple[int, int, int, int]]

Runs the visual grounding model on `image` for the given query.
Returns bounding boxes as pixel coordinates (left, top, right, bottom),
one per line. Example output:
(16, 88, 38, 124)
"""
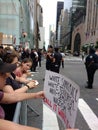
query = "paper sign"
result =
(43, 70, 80, 128)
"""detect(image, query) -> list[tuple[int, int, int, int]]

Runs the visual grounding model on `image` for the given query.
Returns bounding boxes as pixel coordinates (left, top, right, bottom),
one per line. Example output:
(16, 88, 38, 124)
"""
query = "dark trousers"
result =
(86, 65, 97, 87)
(38, 60, 41, 67)
(51, 64, 60, 73)
(53, 67, 60, 73)
(62, 61, 64, 68)
(31, 61, 38, 72)
(46, 62, 51, 70)
(1, 103, 16, 121)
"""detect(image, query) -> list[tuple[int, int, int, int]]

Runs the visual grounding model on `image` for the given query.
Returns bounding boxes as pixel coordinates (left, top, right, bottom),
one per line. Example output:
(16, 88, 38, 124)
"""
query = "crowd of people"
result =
(0, 46, 45, 130)
(0, 45, 82, 130)
(0, 45, 65, 130)
(20, 48, 42, 72)
(0, 44, 65, 129)
(19, 45, 64, 74)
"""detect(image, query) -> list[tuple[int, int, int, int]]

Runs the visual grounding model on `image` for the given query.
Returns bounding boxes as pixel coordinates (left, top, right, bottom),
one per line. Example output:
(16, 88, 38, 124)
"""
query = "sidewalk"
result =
(26, 59, 61, 130)
(23, 57, 80, 130)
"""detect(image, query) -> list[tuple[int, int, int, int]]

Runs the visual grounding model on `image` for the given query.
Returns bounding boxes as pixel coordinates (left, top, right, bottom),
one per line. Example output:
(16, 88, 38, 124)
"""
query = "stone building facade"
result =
(71, 0, 98, 54)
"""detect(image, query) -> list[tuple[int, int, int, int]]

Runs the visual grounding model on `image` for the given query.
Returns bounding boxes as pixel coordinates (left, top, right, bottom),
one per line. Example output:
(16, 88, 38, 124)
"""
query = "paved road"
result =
(24, 56, 98, 130)
(60, 57, 98, 130)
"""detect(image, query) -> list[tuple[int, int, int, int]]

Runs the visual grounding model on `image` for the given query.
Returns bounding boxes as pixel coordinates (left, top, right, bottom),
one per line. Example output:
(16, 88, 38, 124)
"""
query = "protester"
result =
(85, 47, 98, 89)
(1, 50, 38, 120)
(0, 58, 44, 130)
(3, 49, 32, 84)
(14, 58, 32, 78)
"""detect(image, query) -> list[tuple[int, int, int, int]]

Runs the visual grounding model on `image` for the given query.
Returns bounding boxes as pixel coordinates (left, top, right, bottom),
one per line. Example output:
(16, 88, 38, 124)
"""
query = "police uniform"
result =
(85, 48, 98, 89)
(51, 47, 62, 73)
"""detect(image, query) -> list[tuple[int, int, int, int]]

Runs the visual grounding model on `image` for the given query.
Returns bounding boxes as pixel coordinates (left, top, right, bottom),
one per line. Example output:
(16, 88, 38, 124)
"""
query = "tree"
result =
(95, 41, 98, 49)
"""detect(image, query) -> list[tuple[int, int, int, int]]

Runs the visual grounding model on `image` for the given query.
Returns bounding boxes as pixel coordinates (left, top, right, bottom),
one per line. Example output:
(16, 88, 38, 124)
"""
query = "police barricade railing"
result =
(12, 102, 21, 123)
(12, 83, 28, 125)
(12, 75, 39, 125)
(19, 100, 28, 125)
(12, 89, 38, 124)
(12, 100, 27, 125)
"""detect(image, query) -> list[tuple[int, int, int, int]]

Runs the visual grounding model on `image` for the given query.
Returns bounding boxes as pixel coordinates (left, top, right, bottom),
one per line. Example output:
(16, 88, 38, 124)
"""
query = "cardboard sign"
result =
(43, 70, 80, 128)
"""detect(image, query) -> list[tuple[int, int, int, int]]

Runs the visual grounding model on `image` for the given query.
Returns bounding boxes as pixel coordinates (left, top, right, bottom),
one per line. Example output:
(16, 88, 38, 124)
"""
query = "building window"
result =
(0, 18, 16, 30)
(0, 2, 17, 15)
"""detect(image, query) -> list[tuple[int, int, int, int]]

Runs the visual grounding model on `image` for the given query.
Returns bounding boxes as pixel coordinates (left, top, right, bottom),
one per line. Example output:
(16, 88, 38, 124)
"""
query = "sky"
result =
(40, 0, 72, 47)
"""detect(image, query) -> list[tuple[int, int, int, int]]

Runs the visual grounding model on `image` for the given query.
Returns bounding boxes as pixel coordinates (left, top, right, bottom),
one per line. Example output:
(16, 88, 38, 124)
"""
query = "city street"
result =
(24, 56, 98, 130)
(1, 1, 98, 130)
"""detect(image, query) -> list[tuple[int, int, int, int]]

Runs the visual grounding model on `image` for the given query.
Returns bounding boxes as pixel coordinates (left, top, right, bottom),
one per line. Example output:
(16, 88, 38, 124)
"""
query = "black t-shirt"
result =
(53, 52, 62, 66)
(1, 73, 22, 121)
(6, 72, 21, 90)
(85, 53, 98, 67)
(46, 53, 53, 70)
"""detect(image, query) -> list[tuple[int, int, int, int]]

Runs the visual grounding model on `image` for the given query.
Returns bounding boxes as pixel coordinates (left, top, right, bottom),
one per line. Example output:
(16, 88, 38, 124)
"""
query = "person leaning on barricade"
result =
(3, 47, 32, 84)
(14, 58, 33, 78)
(0, 58, 45, 130)
(1, 49, 38, 120)
(2, 49, 37, 93)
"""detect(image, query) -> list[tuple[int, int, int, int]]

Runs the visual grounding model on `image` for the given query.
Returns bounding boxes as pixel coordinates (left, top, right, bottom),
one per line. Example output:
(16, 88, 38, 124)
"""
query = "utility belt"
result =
(85, 62, 98, 69)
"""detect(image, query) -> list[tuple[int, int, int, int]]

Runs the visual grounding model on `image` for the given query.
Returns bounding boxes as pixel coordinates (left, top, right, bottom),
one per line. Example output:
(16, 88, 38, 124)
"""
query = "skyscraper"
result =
(72, 0, 86, 12)
(0, 0, 20, 46)
(56, 1, 64, 40)
(64, 0, 72, 11)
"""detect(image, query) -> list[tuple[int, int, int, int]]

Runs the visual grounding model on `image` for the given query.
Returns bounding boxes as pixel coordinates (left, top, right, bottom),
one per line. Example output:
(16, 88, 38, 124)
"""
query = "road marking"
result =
(42, 99, 98, 130)
(42, 104, 59, 130)
(78, 98, 98, 130)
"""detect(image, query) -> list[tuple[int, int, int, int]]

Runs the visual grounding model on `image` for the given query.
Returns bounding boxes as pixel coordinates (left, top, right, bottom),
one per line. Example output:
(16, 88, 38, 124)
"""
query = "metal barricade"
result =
(12, 102, 21, 123)
(12, 76, 39, 125)
(19, 100, 27, 125)
(12, 100, 28, 125)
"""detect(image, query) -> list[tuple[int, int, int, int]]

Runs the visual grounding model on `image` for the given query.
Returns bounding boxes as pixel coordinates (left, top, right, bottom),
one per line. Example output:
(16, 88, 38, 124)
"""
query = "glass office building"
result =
(0, 0, 20, 47)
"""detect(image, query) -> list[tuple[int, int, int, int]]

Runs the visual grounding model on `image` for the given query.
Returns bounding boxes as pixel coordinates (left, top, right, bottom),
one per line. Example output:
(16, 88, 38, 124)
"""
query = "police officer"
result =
(85, 47, 98, 89)
(45, 45, 54, 71)
(51, 47, 62, 73)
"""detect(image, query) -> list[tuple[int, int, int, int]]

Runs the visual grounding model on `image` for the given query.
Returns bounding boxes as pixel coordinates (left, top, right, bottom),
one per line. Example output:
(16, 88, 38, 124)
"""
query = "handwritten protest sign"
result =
(43, 70, 80, 129)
